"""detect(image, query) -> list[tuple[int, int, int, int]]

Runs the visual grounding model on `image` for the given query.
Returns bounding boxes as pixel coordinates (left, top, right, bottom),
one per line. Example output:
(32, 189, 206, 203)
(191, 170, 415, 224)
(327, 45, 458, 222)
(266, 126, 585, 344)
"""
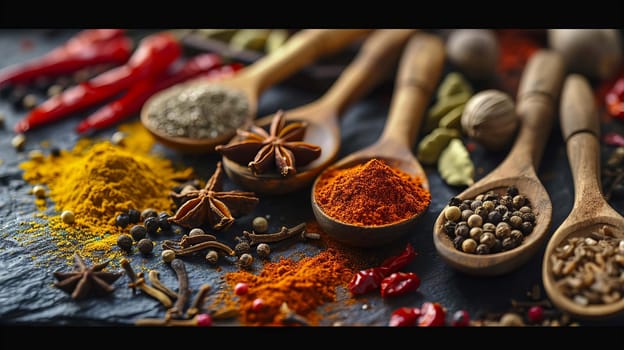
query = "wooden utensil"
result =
(310, 32, 445, 247)
(220, 29, 418, 195)
(542, 74, 624, 319)
(140, 29, 371, 153)
(432, 50, 565, 276)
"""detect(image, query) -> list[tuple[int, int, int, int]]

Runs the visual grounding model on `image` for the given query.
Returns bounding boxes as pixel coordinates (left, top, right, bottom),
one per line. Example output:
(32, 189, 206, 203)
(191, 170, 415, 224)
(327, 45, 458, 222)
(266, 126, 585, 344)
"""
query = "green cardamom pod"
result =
(438, 103, 466, 130)
(438, 138, 474, 187)
(436, 72, 473, 99)
(416, 127, 461, 165)
(424, 91, 472, 132)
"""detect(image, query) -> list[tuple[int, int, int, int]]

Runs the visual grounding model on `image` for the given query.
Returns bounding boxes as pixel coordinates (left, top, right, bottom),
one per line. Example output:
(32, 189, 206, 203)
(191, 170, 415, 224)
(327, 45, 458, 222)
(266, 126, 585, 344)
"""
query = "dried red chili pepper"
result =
(14, 32, 181, 133)
(606, 76, 624, 119)
(603, 132, 624, 147)
(380, 272, 420, 298)
(347, 267, 386, 295)
(418, 302, 446, 327)
(75, 55, 243, 134)
(380, 242, 417, 273)
(388, 307, 421, 327)
(0, 29, 131, 87)
(348, 243, 418, 295)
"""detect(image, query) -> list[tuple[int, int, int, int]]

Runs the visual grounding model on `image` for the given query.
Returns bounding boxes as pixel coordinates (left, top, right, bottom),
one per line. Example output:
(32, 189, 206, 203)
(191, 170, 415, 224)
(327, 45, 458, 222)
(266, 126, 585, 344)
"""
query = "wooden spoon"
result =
(432, 50, 566, 276)
(310, 32, 445, 247)
(140, 29, 371, 153)
(220, 29, 418, 195)
(542, 74, 624, 319)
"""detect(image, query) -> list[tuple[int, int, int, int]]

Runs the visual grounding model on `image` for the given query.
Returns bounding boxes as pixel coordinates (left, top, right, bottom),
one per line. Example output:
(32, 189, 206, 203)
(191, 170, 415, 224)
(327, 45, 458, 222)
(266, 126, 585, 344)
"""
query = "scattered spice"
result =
(495, 30, 544, 96)
(168, 161, 259, 230)
(314, 158, 430, 226)
(242, 222, 318, 245)
(53, 252, 123, 300)
(144, 83, 250, 139)
(216, 248, 356, 326)
(348, 243, 417, 295)
(19, 123, 194, 263)
(550, 225, 624, 306)
(216, 109, 322, 177)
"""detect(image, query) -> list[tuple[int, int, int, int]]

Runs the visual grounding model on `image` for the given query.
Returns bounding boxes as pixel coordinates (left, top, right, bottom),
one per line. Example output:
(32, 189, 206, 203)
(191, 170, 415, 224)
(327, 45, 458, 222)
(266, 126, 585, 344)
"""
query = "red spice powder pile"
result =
(313, 158, 431, 226)
(222, 248, 356, 326)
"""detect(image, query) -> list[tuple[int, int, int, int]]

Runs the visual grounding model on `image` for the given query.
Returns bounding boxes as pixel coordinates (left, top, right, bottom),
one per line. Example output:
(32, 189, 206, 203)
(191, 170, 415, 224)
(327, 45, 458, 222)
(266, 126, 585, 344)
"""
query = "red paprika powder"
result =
(313, 158, 431, 226)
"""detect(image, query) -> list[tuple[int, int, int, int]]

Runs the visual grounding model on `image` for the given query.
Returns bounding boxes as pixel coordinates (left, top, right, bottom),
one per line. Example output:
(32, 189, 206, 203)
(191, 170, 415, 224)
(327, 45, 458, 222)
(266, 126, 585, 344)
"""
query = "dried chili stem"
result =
(185, 283, 211, 318)
(120, 259, 172, 308)
(168, 258, 190, 319)
(148, 270, 178, 300)
(243, 222, 319, 245)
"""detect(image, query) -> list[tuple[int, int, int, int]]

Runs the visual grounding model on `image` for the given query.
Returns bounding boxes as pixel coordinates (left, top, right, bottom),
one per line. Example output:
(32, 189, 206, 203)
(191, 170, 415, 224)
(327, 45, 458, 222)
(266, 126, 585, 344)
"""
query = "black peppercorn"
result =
(495, 205, 508, 215)
(520, 221, 534, 235)
(444, 221, 457, 236)
(454, 223, 470, 238)
(141, 208, 158, 221)
(521, 212, 535, 223)
(488, 210, 502, 224)
(509, 215, 523, 228)
(137, 238, 154, 255)
(470, 200, 483, 211)
(129, 224, 147, 241)
(127, 209, 141, 224)
(482, 200, 495, 212)
(461, 209, 474, 221)
(501, 237, 517, 251)
(483, 191, 498, 202)
(144, 216, 160, 235)
(490, 239, 503, 253)
(475, 206, 489, 220)
(512, 195, 526, 208)
(235, 241, 251, 256)
(507, 186, 519, 197)
(448, 197, 462, 207)
(158, 214, 172, 231)
(476, 244, 490, 255)
(510, 229, 524, 242)
(453, 236, 465, 250)
(115, 213, 130, 228)
(50, 147, 61, 157)
(116, 234, 133, 252)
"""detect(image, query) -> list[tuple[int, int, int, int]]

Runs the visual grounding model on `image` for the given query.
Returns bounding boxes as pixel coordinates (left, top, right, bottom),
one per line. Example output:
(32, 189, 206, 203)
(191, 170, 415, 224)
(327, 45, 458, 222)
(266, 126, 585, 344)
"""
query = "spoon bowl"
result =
(221, 30, 418, 195)
(311, 32, 445, 247)
(542, 74, 624, 319)
(141, 29, 371, 153)
(432, 50, 566, 275)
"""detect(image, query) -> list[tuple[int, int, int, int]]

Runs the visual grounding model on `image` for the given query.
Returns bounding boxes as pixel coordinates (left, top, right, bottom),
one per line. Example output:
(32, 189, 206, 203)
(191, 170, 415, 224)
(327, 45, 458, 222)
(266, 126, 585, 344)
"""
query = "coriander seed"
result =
(162, 249, 176, 263)
(137, 238, 154, 255)
(444, 206, 461, 221)
(117, 234, 133, 252)
(256, 243, 271, 259)
(12, 134, 26, 151)
(33, 185, 46, 198)
(252, 216, 269, 233)
(238, 253, 254, 268)
(205, 250, 219, 264)
(60, 210, 75, 225)
(189, 228, 206, 236)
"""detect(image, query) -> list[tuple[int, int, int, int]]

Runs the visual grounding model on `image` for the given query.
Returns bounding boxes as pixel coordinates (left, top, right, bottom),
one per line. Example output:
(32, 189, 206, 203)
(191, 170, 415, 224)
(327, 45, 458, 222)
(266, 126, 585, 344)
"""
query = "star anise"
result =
(53, 253, 123, 300)
(215, 109, 322, 177)
(168, 161, 259, 230)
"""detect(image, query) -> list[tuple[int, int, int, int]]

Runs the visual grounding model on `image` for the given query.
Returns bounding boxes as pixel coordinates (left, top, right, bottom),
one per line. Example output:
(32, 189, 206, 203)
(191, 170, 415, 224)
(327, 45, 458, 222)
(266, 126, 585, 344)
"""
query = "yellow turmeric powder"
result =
(18, 121, 193, 263)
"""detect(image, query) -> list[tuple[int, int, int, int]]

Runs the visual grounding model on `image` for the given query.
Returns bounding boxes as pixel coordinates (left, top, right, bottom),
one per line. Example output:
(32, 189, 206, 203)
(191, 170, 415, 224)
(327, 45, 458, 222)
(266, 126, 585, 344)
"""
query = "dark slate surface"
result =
(1, 29, 624, 327)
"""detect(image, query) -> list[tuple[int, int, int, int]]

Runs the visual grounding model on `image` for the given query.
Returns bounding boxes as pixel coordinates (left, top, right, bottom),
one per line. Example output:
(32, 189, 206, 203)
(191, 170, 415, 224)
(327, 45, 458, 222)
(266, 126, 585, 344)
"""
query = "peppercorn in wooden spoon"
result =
(310, 32, 445, 247)
(432, 50, 565, 276)
(140, 29, 371, 153)
(542, 74, 624, 319)
(217, 29, 418, 195)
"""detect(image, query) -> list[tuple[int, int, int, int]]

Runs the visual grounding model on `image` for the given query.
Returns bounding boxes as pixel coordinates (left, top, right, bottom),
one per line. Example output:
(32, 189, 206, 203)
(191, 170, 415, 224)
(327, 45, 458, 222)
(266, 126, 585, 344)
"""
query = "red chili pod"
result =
(380, 242, 417, 274)
(418, 302, 446, 327)
(380, 272, 420, 298)
(388, 307, 421, 327)
(347, 268, 386, 295)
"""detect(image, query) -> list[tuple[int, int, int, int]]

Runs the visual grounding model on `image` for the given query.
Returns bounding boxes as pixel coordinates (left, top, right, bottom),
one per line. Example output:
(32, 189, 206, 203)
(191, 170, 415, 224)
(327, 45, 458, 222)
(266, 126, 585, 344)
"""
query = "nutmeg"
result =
(461, 89, 518, 151)
(446, 29, 499, 81)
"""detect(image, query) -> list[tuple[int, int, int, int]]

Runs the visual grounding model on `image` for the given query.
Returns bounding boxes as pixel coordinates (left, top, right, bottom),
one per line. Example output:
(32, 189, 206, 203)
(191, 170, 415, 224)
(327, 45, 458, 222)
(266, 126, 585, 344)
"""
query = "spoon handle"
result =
(503, 50, 565, 174)
(560, 74, 608, 216)
(378, 32, 445, 148)
(319, 29, 418, 113)
(243, 29, 371, 93)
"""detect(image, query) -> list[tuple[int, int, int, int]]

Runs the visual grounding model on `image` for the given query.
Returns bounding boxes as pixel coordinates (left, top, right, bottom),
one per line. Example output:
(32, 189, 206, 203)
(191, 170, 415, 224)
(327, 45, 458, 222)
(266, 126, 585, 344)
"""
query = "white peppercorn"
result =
(469, 227, 483, 241)
(256, 243, 271, 259)
(467, 214, 483, 228)
(206, 250, 219, 264)
(162, 249, 176, 263)
(33, 185, 46, 199)
(461, 238, 478, 253)
(252, 216, 269, 233)
(444, 206, 462, 221)
(60, 210, 75, 225)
